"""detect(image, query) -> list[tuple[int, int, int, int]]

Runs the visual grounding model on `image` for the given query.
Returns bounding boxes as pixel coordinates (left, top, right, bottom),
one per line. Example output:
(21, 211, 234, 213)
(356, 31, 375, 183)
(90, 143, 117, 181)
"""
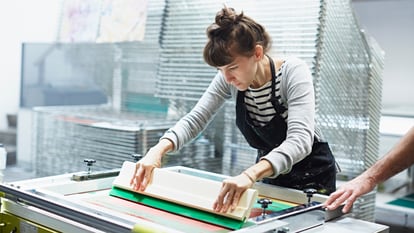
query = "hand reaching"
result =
(323, 174, 376, 213)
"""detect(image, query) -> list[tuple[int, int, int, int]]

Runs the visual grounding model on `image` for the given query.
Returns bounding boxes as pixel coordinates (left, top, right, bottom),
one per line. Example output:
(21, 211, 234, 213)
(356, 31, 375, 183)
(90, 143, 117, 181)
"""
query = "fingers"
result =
(231, 191, 241, 211)
(215, 190, 243, 213)
(129, 163, 139, 186)
(341, 194, 357, 213)
(214, 185, 235, 213)
(222, 190, 235, 213)
(324, 190, 354, 213)
(131, 164, 144, 191)
(323, 190, 344, 207)
(214, 184, 228, 212)
(129, 163, 140, 189)
(140, 167, 154, 191)
(129, 163, 154, 191)
(213, 183, 246, 213)
(213, 174, 252, 213)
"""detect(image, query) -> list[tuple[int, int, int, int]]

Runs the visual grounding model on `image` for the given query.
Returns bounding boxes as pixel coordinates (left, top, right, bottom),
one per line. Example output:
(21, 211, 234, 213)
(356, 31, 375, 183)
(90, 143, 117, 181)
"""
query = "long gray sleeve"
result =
(161, 71, 234, 151)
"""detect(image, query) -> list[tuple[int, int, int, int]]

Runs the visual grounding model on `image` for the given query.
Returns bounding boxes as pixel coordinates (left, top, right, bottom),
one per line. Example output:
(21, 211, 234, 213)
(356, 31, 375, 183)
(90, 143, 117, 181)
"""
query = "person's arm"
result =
(161, 71, 232, 152)
(130, 72, 231, 191)
(324, 126, 414, 213)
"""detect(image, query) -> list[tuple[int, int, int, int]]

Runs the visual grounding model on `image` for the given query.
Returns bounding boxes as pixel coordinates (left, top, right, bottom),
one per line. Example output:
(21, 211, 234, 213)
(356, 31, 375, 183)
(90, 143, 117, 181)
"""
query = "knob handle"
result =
(131, 153, 143, 162)
(84, 159, 96, 174)
(257, 198, 272, 218)
(303, 188, 317, 205)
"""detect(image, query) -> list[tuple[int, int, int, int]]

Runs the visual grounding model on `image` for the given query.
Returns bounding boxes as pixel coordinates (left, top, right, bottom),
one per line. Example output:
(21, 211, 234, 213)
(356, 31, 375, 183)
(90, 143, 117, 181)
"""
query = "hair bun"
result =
(204, 6, 272, 67)
(215, 7, 243, 28)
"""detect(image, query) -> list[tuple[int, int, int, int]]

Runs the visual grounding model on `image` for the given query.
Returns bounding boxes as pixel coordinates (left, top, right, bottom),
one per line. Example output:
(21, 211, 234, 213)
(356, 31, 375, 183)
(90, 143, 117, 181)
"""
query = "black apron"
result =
(235, 56, 336, 195)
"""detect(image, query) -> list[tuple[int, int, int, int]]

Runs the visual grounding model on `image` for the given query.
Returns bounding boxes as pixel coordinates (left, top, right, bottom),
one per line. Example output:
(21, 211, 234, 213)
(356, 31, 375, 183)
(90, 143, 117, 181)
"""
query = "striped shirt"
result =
(245, 63, 287, 127)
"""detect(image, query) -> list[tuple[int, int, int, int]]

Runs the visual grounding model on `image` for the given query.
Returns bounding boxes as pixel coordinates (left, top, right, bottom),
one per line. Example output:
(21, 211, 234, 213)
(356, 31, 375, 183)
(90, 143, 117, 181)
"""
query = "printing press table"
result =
(0, 165, 389, 233)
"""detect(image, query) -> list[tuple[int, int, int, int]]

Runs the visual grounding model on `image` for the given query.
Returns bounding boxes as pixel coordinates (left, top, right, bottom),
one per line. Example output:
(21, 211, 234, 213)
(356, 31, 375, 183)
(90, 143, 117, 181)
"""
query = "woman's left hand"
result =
(213, 173, 254, 213)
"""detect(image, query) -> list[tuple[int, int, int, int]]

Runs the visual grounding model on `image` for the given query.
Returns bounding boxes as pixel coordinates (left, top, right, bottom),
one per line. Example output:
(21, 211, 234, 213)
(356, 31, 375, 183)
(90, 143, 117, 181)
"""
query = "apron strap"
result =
(266, 55, 287, 114)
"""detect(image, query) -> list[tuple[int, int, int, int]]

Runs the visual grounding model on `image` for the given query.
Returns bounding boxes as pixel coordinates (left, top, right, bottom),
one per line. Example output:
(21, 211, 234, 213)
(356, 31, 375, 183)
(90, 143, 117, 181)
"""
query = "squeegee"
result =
(110, 161, 258, 229)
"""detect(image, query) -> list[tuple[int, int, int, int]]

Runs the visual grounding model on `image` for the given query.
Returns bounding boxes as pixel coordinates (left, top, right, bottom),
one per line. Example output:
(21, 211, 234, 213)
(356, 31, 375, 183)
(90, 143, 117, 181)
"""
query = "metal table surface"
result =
(306, 216, 389, 233)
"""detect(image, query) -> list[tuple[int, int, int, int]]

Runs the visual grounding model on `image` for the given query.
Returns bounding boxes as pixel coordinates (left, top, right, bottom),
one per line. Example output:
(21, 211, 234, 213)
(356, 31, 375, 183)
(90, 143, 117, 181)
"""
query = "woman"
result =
(130, 6, 336, 214)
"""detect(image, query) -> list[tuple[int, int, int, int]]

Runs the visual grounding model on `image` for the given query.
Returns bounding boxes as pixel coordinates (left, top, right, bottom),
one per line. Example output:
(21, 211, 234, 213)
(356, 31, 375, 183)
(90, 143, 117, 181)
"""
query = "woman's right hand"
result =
(130, 139, 173, 191)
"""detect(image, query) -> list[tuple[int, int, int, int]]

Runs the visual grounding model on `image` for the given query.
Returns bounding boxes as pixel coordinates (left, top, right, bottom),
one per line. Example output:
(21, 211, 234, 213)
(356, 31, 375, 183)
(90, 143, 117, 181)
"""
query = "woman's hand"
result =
(213, 172, 254, 213)
(130, 139, 173, 191)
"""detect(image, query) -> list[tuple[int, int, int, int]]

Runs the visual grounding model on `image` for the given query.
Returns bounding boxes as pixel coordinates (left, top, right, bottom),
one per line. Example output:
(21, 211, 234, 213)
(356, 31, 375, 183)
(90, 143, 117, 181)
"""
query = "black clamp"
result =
(84, 159, 96, 174)
(303, 188, 317, 206)
(257, 198, 272, 218)
(131, 153, 143, 162)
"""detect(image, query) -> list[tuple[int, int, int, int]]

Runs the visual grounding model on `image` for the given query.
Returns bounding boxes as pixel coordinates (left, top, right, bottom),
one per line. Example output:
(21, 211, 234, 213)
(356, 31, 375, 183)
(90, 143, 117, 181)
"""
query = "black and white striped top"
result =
(245, 63, 288, 127)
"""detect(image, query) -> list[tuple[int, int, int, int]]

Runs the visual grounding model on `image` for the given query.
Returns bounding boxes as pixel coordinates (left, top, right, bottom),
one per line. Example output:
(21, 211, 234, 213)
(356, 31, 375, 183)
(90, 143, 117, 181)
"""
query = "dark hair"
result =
(203, 6, 271, 67)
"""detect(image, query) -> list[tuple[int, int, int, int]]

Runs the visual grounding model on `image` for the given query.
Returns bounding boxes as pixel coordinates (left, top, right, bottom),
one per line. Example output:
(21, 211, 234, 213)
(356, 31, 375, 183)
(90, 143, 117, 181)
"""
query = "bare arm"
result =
(369, 126, 414, 183)
(324, 126, 414, 213)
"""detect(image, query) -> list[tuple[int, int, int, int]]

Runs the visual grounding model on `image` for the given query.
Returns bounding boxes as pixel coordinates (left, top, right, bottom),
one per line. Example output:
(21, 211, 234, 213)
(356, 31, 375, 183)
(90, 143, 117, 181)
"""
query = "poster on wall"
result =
(58, 0, 148, 43)
(97, 0, 148, 42)
(58, 0, 102, 42)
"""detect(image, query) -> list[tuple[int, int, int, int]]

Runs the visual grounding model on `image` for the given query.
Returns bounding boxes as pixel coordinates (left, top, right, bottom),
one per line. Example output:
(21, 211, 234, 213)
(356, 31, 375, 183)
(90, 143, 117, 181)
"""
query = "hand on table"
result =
(323, 175, 376, 213)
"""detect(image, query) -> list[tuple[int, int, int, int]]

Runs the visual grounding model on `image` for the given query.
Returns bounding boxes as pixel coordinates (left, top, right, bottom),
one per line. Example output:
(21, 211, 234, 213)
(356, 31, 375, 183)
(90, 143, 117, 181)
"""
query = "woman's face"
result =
(217, 54, 258, 91)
